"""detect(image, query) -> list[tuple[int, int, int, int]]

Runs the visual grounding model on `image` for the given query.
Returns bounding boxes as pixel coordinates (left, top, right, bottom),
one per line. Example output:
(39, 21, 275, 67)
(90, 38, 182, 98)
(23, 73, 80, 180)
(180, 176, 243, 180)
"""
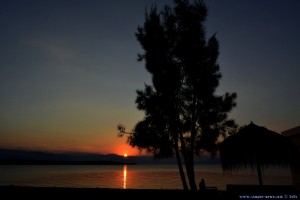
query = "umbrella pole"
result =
(257, 160, 263, 185)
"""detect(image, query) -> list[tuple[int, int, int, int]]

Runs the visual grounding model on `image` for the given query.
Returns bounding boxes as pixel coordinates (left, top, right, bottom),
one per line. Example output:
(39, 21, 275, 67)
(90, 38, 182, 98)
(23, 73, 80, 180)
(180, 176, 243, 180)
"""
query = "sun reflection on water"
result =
(123, 165, 127, 189)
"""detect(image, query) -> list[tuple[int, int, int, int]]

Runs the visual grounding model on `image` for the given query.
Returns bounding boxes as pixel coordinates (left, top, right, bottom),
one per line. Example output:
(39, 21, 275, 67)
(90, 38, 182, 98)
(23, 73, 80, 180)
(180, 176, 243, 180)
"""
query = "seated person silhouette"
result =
(199, 178, 206, 190)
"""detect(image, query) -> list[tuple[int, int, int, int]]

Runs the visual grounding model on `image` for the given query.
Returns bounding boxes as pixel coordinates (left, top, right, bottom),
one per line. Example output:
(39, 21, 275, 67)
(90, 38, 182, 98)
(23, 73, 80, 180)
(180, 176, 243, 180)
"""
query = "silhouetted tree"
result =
(118, 0, 237, 190)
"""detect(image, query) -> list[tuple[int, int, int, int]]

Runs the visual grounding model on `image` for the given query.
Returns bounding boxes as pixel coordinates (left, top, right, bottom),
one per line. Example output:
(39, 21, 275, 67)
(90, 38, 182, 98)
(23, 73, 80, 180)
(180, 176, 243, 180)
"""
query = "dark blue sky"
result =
(0, 0, 299, 153)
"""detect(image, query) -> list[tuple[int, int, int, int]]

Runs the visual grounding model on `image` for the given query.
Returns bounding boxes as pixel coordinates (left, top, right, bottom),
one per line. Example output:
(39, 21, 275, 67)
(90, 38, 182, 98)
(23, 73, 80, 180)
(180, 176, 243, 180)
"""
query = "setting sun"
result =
(123, 153, 128, 157)
(114, 143, 143, 156)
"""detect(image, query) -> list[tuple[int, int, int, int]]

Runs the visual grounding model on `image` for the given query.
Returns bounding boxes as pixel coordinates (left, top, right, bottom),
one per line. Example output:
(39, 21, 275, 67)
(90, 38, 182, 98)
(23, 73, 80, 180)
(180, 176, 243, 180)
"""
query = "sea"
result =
(0, 164, 293, 191)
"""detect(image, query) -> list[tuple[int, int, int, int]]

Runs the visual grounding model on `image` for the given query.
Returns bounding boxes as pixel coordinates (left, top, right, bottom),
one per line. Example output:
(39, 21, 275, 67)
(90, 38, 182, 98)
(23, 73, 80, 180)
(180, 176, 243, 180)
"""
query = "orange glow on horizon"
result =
(0, 132, 149, 156)
(114, 143, 143, 156)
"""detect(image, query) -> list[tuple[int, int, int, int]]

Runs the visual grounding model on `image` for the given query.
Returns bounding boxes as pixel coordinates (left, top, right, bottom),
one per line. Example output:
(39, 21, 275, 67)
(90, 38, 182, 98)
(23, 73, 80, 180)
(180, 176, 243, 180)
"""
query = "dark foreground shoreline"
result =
(0, 186, 227, 200)
(0, 185, 298, 200)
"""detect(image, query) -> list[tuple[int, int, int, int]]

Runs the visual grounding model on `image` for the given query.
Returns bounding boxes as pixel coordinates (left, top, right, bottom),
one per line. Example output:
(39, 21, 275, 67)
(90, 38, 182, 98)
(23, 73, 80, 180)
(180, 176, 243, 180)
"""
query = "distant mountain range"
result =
(0, 148, 220, 165)
(0, 148, 135, 165)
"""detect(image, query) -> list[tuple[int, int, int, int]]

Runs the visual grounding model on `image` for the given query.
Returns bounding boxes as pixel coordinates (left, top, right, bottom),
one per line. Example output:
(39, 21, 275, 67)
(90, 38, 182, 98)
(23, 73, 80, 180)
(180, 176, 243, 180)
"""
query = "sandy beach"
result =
(1, 185, 299, 200)
(0, 186, 227, 200)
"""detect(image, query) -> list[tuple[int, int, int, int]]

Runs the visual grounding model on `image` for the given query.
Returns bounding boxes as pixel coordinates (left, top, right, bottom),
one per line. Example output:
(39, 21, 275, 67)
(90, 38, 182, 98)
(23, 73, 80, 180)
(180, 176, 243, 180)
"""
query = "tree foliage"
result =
(118, 0, 237, 190)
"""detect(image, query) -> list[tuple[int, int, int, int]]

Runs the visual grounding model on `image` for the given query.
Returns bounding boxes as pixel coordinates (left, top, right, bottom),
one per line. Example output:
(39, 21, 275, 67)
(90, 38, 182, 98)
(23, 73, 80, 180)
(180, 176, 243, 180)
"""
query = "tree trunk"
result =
(174, 138, 189, 190)
(172, 110, 189, 190)
(256, 159, 263, 186)
(187, 143, 197, 189)
(179, 131, 197, 190)
(186, 95, 197, 191)
(186, 159, 197, 190)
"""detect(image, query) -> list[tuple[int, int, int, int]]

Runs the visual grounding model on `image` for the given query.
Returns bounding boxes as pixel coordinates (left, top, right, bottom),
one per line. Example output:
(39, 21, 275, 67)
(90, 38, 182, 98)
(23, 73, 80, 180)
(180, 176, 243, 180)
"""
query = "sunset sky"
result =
(0, 0, 299, 156)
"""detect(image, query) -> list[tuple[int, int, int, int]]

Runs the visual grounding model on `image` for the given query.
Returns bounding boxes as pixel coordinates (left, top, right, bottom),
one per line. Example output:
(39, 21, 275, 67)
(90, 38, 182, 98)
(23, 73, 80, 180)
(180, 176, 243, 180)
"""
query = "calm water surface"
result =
(0, 164, 292, 190)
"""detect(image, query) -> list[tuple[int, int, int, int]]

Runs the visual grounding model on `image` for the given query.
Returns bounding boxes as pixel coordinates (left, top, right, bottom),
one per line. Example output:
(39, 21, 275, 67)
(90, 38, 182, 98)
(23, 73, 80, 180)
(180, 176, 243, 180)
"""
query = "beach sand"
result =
(1, 185, 298, 199)
(0, 186, 228, 200)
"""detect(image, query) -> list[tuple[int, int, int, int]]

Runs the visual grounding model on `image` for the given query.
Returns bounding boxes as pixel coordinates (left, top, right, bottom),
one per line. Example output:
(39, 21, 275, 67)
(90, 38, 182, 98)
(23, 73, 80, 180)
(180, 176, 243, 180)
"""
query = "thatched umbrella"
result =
(219, 121, 298, 185)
